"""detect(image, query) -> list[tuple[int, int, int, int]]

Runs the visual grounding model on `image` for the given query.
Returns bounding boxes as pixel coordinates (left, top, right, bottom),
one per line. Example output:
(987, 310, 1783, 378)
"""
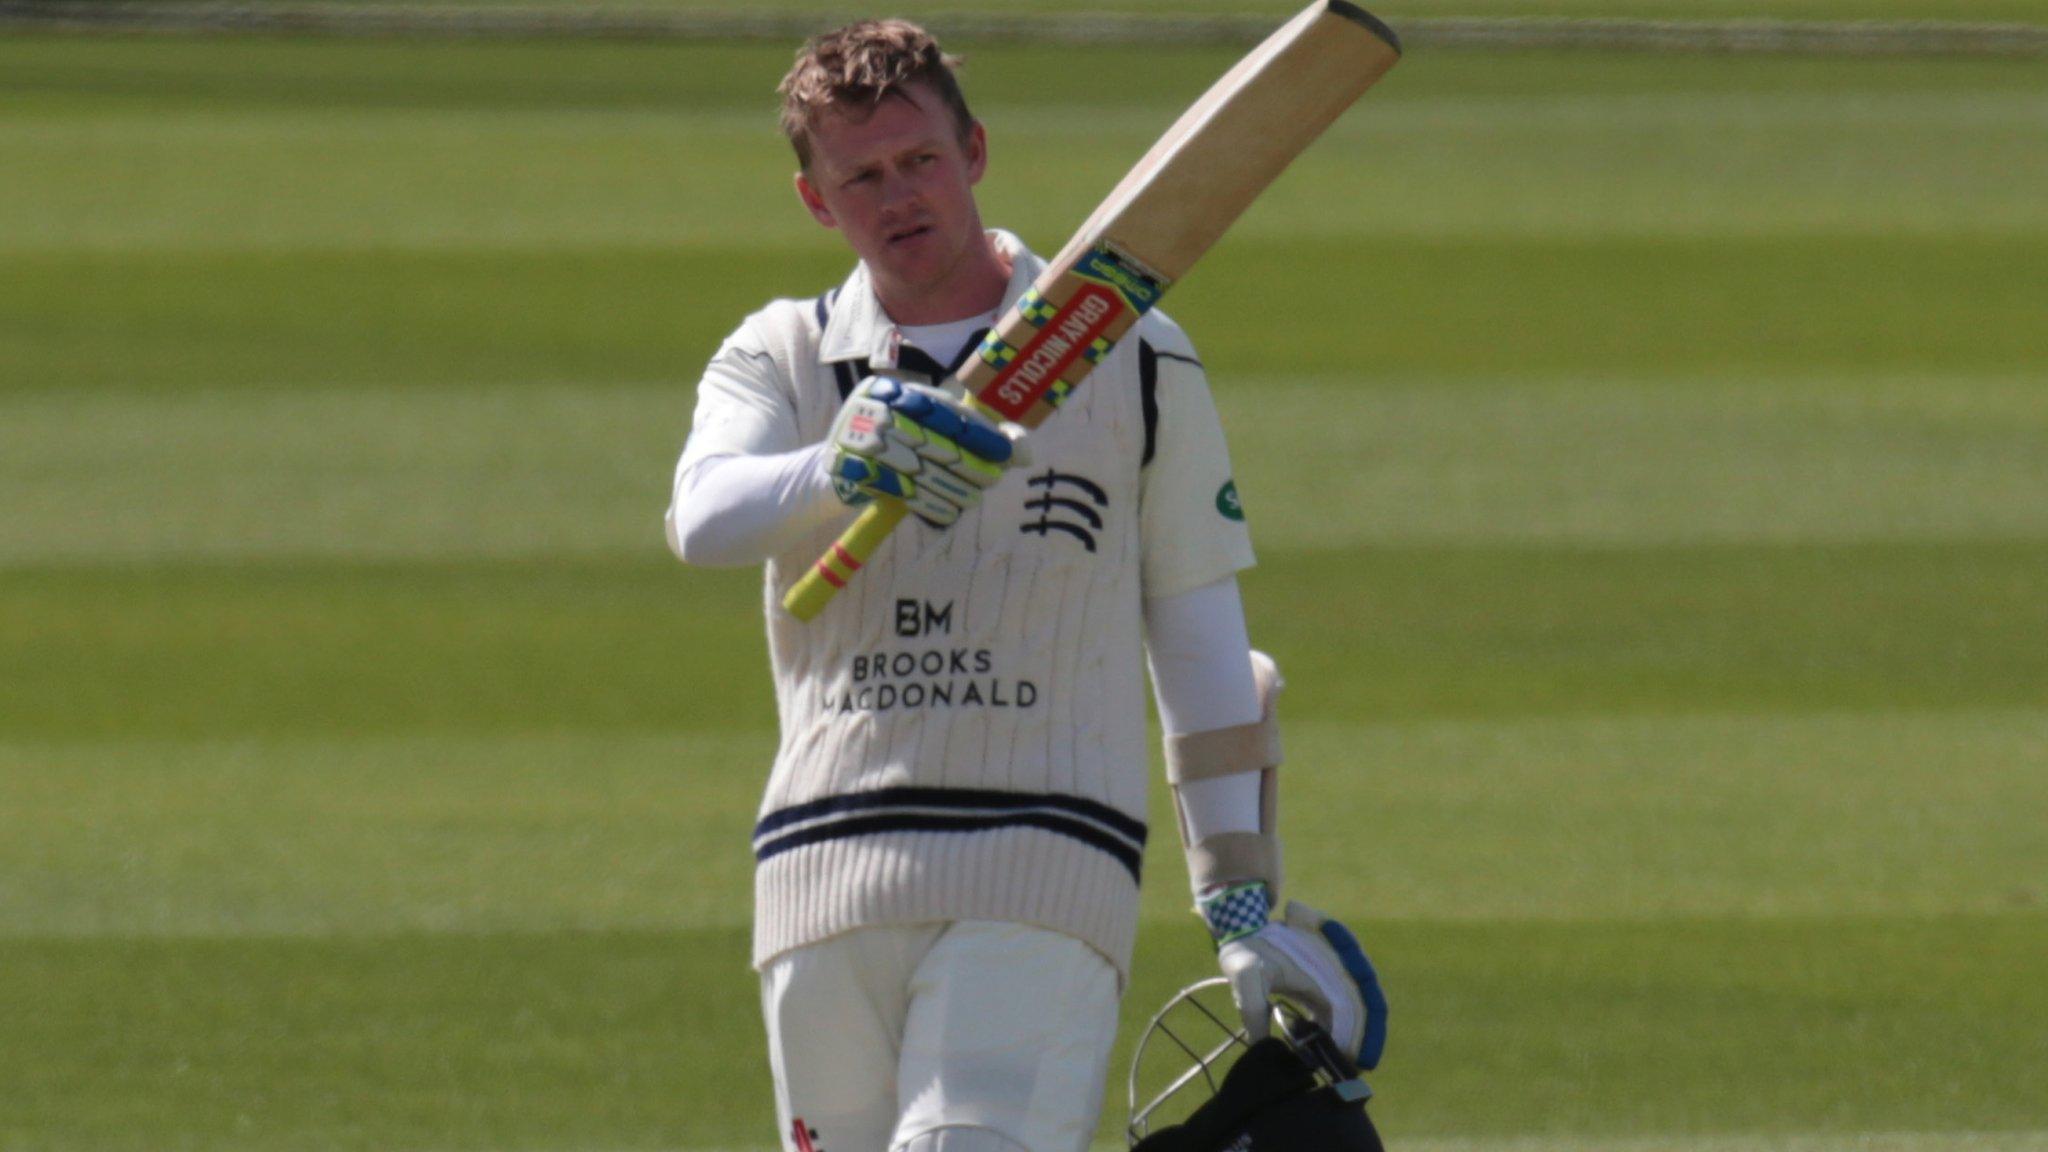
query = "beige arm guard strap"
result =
(1165, 650, 1285, 902)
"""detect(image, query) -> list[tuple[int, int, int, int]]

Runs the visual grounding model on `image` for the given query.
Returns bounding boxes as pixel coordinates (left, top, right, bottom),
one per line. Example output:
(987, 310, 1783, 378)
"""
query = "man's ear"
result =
(794, 170, 837, 229)
(964, 120, 988, 186)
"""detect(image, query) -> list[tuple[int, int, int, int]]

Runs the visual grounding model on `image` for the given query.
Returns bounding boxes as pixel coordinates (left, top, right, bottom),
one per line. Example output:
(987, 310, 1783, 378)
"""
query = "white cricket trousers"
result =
(760, 919, 1122, 1152)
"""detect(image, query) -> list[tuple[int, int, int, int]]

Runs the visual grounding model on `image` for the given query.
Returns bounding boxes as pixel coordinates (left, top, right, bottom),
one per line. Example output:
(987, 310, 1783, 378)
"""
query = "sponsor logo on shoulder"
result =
(1216, 479, 1245, 521)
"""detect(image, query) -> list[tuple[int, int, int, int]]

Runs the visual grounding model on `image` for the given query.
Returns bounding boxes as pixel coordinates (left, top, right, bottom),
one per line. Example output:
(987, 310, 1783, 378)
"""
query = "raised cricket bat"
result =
(784, 0, 1401, 620)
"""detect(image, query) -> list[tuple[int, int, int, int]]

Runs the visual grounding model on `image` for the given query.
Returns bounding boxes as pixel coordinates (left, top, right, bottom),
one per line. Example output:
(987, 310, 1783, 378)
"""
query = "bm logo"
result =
(1021, 468, 1109, 552)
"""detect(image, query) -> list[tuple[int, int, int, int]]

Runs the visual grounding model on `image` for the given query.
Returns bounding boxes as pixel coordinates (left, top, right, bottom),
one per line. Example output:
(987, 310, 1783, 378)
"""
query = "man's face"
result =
(794, 82, 989, 301)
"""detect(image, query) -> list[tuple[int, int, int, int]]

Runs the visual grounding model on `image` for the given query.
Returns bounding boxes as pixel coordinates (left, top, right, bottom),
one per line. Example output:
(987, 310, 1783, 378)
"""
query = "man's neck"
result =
(874, 234, 1012, 326)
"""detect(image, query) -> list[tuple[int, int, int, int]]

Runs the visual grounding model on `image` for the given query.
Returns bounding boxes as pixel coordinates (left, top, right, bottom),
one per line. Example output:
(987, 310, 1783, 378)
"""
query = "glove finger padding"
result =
(1215, 901, 1389, 1073)
(827, 377, 1020, 527)
(1219, 943, 1275, 1044)
(1282, 902, 1390, 1071)
(884, 380, 1019, 469)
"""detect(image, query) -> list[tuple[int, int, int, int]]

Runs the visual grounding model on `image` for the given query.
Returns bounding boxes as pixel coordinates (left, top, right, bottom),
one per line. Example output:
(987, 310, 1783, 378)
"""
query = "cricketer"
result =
(664, 19, 1386, 1151)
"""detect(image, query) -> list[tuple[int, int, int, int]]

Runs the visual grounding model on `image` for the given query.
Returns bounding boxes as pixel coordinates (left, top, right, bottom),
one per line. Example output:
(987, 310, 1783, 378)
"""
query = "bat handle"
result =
(781, 498, 912, 621)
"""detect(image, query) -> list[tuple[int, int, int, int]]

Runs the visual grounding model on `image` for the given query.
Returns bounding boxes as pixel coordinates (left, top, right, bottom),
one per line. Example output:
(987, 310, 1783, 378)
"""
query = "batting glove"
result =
(1202, 881, 1389, 1071)
(827, 377, 1026, 528)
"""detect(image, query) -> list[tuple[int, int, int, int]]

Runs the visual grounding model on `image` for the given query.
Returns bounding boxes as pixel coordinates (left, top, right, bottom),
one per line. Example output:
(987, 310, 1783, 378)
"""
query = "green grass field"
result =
(2, 26, 2045, 1152)
(247, 0, 2048, 26)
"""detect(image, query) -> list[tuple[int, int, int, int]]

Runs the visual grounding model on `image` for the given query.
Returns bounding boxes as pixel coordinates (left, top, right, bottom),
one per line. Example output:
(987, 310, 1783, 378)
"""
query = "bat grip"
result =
(781, 498, 911, 621)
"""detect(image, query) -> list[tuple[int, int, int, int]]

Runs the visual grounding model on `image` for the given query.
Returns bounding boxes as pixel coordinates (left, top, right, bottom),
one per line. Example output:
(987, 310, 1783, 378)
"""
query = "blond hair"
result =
(777, 19, 975, 169)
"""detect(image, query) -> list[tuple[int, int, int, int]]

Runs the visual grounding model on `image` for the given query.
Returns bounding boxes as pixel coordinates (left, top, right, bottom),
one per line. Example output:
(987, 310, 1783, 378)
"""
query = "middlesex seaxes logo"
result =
(1022, 468, 1109, 552)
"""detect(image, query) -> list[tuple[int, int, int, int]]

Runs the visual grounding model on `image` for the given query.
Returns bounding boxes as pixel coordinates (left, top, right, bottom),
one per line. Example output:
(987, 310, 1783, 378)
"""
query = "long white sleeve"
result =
(1145, 576, 1264, 840)
(665, 445, 845, 567)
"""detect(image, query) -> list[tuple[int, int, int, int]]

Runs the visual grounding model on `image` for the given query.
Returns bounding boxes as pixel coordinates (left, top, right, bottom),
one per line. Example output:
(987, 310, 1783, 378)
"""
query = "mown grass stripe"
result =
(5, 708, 2041, 933)
(4, 919, 2041, 1147)
(3, 3, 2045, 55)
(7, 370, 2044, 565)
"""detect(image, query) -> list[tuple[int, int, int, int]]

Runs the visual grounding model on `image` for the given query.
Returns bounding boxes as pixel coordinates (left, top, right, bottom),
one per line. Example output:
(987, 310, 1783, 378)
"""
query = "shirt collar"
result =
(817, 228, 1045, 367)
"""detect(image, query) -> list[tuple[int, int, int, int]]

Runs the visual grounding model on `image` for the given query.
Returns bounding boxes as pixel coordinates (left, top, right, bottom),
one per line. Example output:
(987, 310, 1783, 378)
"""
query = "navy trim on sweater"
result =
(753, 785, 1147, 882)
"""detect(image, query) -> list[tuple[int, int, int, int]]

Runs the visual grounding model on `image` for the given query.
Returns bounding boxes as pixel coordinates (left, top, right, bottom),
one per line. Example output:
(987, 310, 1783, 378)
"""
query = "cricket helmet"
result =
(1126, 978, 1384, 1152)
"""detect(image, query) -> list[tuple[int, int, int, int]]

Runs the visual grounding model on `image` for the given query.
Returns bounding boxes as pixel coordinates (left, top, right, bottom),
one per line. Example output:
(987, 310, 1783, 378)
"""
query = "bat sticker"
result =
(1072, 244, 1167, 314)
(982, 284, 1126, 420)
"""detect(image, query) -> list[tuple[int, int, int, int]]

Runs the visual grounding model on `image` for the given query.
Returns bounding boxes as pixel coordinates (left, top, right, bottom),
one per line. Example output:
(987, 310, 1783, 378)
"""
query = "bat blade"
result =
(1060, 1, 1402, 281)
(784, 1, 1400, 620)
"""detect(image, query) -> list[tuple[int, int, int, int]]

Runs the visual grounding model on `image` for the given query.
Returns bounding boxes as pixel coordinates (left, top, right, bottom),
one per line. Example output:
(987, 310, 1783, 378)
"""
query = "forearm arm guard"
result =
(1167, 649, 1286, 903)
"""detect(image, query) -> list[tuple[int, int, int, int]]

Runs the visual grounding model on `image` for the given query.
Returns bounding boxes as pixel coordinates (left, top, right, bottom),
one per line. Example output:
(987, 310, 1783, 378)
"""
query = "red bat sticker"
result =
(980, 284, 1127, 421)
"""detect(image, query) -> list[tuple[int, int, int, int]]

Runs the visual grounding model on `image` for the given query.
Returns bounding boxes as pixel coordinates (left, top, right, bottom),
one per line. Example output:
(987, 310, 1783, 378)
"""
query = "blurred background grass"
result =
(1, 10, 2044, 1152)
(50, 0, 2048, 21)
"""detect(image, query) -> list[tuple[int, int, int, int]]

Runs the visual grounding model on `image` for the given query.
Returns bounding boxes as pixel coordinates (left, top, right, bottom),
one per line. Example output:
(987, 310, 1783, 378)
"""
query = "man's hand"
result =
(1202, 881, 1389, 1071)
(827, 377, 1023, 528)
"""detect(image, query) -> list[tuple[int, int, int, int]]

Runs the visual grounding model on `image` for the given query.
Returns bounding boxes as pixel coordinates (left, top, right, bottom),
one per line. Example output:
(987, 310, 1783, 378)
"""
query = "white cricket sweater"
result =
(675, 231, 1255, 980)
